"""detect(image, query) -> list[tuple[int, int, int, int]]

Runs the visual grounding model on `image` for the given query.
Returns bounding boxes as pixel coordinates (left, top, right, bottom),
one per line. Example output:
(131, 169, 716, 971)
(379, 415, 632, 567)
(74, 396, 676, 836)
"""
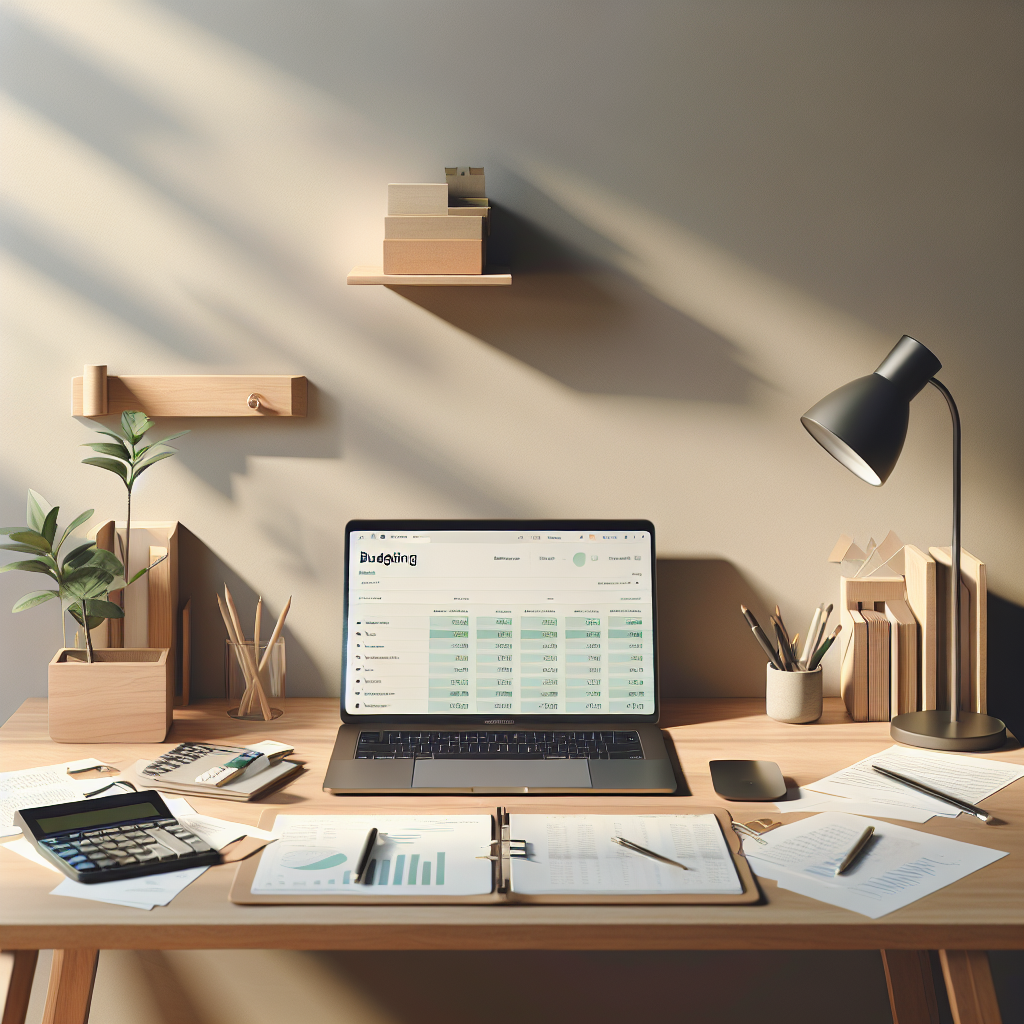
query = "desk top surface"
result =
(1, 697, 1021, 951)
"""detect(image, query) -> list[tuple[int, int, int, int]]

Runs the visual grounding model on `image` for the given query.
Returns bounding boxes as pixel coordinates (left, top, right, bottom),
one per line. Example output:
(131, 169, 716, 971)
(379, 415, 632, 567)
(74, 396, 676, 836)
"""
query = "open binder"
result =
(229, 802, 760, 906)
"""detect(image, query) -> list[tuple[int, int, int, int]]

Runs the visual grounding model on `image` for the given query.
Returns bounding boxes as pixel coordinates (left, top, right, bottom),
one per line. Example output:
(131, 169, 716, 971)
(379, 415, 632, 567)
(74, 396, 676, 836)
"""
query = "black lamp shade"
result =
(800, 335, 942, 486)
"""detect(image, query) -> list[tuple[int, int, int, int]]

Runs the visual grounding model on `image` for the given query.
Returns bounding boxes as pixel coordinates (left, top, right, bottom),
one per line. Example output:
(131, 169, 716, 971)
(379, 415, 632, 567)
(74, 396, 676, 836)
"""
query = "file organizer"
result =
(228, 801, 759, 906)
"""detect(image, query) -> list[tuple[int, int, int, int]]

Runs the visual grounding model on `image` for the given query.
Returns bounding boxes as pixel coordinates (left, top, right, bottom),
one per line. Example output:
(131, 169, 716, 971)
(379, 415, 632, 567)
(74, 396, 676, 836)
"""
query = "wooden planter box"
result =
(48, 648, 171, 742)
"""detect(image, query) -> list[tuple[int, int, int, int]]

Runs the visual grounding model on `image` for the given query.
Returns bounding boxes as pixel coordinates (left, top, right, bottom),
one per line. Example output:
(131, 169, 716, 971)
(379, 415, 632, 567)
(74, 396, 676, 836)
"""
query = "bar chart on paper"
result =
(250, 815, 493, 896)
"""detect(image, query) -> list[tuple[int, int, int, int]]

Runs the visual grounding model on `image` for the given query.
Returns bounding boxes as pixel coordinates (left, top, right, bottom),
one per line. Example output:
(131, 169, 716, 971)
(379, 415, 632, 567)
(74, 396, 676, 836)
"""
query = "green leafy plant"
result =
(0, 489, 127, 661)
(81, 411, 187, 607)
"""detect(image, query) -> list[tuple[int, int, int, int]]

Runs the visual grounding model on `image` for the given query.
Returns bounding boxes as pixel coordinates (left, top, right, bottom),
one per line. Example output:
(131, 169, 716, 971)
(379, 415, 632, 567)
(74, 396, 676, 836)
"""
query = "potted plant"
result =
(1, 489, 172, 742)
(81, 410, 186, 647)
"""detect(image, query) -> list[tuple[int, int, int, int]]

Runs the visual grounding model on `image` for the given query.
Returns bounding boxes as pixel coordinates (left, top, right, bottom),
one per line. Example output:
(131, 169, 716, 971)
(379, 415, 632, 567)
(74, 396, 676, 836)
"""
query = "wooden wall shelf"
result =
(347, 265, 511, 286)
(72, 367, 307, 418)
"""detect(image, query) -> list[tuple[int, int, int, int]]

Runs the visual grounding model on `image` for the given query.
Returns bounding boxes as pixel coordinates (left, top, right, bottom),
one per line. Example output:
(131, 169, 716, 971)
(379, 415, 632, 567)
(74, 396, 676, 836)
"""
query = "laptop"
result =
(323, 520, 677, 794)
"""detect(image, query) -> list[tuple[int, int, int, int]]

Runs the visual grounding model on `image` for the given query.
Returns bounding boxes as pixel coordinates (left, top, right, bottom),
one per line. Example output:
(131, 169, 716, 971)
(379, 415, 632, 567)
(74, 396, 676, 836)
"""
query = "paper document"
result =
(806, 746, 1024, 814)
(0, 759, 114, 836)
(1, 836, 62, 872)
(50, 865, 208, 911)
(164, 797, 276, 852)
(252, 815, 493, 896)
(508, 814, 743, 895)
(775, 787, 938, 823)
(743, 811, 1007, 919)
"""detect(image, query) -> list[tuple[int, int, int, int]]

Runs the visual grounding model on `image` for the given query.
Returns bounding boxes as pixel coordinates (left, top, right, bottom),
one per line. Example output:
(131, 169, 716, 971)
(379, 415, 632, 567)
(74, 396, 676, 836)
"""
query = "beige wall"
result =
(2, 1, 1021, 725)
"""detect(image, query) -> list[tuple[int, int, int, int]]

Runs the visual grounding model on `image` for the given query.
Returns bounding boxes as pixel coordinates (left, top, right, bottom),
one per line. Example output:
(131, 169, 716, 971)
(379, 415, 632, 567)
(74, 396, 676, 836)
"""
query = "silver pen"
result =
(611, 836, 689, 870)
(834, 825, 874, 876)
(871, 764, 995, 824)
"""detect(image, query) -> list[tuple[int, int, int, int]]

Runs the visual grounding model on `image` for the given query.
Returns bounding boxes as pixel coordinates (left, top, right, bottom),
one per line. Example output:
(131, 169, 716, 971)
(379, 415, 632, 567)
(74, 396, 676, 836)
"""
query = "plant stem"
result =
(84, 611, 94, 664)
(61, 603, 67, 649)
(124, 484, 132, 594)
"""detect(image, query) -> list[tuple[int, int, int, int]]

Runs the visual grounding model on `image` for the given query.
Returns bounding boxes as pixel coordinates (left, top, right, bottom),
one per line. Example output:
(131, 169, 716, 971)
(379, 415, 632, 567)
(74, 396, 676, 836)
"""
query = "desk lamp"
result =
(800, 334, 1005, 751)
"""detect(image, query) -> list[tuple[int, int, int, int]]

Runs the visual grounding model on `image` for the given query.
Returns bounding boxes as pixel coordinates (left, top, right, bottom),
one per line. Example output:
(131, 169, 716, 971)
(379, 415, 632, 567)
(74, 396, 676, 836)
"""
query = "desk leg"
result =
(41, 950, 99, 1024)
(881, 950, 940, 1024)
(1, 950, 39, 1024)
(939, 950, 1002, 1024)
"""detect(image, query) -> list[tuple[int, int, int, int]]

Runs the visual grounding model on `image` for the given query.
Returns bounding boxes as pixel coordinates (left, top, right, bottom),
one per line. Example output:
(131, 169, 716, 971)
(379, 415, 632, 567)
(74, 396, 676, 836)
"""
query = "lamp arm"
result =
(927, 377, 961, 724)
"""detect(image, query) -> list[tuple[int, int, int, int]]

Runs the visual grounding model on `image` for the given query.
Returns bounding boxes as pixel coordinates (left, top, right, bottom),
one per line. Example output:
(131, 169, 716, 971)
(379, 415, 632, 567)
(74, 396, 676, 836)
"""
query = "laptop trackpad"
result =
(411, 759, 592, 790)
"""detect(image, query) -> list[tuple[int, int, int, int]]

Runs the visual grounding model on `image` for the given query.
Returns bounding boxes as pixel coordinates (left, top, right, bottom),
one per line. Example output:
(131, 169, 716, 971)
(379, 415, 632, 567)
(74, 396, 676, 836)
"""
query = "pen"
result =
(773, 618, 794, 670)
(871, 765, 996, 824)
(834, 825, 875, 875)
(814, 604, 833, 657)
(740, 605, 784, 671)
(353, 827, 379, 883)
(611, 836, 689, 870)
(800, 604, 823, 666)
(807, 624, 841, 671)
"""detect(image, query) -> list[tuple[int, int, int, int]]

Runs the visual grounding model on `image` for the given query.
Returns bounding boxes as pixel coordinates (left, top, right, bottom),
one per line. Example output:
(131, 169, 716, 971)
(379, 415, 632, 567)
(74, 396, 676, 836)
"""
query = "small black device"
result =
(13, 790, 219, 884)
(709, 760, 787, 801)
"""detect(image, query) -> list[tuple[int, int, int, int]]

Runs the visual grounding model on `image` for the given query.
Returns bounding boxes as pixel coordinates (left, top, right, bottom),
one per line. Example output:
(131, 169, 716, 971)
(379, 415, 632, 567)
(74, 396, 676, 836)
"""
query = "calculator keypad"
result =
(40, 819, 213, 876)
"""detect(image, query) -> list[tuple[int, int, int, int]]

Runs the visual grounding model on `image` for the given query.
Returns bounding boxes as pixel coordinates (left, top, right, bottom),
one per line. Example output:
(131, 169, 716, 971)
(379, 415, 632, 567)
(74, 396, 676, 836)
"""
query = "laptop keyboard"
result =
(356, 730, 643, 760)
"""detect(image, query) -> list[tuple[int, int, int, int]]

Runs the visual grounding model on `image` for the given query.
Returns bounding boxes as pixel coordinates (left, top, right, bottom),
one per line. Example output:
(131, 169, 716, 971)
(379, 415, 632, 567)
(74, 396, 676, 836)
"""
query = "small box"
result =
(383, 239, 485, 275)
(387, 183, 448, 216)
(385, 215, 484, 240)
(445, 166, 486, 198)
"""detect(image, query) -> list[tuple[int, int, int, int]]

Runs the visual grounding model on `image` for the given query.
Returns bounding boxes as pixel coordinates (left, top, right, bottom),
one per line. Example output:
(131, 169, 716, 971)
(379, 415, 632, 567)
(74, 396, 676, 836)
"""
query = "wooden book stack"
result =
(383, 168, 490, 275)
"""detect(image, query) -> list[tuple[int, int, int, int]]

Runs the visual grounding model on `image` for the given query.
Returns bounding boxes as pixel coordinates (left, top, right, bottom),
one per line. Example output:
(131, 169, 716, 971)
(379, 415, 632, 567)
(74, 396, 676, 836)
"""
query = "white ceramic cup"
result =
(766, 663, 823, 723)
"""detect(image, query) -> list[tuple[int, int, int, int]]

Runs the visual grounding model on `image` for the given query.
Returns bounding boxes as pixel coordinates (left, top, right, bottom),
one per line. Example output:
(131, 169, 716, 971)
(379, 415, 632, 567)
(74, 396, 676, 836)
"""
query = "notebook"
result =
(228, 803, 758, 905)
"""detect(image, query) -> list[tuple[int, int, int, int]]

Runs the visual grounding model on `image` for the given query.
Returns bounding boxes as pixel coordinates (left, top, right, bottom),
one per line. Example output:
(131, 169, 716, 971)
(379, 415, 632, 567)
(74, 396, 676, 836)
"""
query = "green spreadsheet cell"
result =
(610, 699, 652, 713)
(608, 616, 645, 626)
(566, 640, 603, 650)
(429, 652, 470, 663)
(428, 689, 470, 698)
(565, 616, 601, 626)
(567, 702, 606, 712)
(520, 640, 560, 650)
(521, 630, 558, 639)
(521, 700, 563, 713)
(477, 701, 515, 712)
(429, 676, 472, 687)
(477, 629, 513, 639)
(608, 629, 646, 638)
(429, 639, 471, 650)
(477, 640, 514, 650)
(520, 688, 560, 699)
(520, 653, 558, 663)
(428, 700, 471, 712)
(429, 629, 469, 638)
(608, 640, 651, 650)
(609, 652, 646, 662)
(609, 688, 652, 698)
(476, 689, 514, 700)
(565, 629, 602, 639)
(476, 653, 514, 663)
(477, 666, 515, 676)
(429, 616, 469, 627)
(521, 616, 558, 627)
(566, 689, 604, 699)
(476, 616, 513, 626)
(609, 667, 649, 677)
(567, 653, 601, 662)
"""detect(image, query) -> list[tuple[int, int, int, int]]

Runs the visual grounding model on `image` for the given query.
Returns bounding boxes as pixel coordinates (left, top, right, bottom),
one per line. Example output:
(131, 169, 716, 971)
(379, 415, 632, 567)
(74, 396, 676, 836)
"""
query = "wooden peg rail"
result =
(73, 366, 307, 418)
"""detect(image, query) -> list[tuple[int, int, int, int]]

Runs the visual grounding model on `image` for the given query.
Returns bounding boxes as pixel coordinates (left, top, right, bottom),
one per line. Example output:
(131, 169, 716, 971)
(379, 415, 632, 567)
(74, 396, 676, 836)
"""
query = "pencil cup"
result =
(225, 638, 286, 699)
(765, 664, 822, 724)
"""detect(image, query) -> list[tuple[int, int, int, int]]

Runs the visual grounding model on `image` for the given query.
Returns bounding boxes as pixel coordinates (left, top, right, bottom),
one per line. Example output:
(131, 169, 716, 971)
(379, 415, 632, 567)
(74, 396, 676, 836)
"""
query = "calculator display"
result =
(36, 801, 162, 834)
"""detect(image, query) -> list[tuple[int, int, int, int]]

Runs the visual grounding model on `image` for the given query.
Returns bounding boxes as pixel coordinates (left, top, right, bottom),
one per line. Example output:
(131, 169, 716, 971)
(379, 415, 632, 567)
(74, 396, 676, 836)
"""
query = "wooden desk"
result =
(1, 697, 1021, 1024)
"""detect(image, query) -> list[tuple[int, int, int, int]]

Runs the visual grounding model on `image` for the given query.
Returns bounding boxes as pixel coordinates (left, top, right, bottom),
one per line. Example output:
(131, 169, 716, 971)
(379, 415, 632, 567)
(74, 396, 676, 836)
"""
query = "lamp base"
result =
(890, 710, 1006, 751)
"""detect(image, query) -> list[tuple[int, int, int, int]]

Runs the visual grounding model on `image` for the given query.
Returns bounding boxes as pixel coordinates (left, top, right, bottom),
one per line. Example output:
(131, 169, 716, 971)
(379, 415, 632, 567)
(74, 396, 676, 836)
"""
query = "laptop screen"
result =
(341, 520, 657, 723)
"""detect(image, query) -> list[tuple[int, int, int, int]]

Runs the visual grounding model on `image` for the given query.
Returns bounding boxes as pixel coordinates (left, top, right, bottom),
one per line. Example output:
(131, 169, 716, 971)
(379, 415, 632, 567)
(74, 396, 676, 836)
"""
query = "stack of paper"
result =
(794, 746, 1024, 821)
(741, 811, 1007, 918)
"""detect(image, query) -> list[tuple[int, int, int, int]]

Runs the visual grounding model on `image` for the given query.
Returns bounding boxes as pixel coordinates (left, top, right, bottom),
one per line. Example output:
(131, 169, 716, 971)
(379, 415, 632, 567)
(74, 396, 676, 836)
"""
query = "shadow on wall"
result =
(177, 525, 327, 700)
(388, 188, 763, 402)
(656, 558, 771, 698)
(988, 593, 1024, 744)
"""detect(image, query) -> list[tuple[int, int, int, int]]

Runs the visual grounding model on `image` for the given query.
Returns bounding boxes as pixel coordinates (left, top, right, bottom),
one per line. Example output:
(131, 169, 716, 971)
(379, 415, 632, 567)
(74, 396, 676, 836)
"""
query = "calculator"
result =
(14, 790, 220, 883)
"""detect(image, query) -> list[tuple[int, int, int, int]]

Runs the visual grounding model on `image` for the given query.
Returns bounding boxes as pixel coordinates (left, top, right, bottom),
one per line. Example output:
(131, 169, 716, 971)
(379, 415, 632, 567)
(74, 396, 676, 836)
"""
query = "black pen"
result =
(772, 618, 794, 670)
(740, 605, 784, 671)
(871, 765, 996, 824)
(354, 827, 379, 883)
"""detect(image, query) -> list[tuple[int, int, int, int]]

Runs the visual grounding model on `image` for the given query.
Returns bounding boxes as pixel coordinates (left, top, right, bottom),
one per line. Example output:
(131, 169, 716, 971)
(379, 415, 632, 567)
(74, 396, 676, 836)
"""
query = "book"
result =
(384, 215, 484, 240)
(229, 805, 758, 906)
(903, 545, 937, 710)
(885, 599, 919, 717)
(387, 183, 448, 216)
(860, 609, 891, 721)
(128, 748, 302, 802)
(382, 238, 485, 275)
(841, 609, 869, 721)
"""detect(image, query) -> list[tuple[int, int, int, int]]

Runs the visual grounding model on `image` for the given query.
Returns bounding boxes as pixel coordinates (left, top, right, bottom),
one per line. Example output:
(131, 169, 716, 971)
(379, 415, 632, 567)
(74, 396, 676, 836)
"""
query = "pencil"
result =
(740, 605, 784, 671)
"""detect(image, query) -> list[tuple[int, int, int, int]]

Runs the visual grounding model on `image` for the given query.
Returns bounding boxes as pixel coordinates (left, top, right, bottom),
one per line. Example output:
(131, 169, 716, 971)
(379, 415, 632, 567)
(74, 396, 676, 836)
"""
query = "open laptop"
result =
(323, 520, 676, 794)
